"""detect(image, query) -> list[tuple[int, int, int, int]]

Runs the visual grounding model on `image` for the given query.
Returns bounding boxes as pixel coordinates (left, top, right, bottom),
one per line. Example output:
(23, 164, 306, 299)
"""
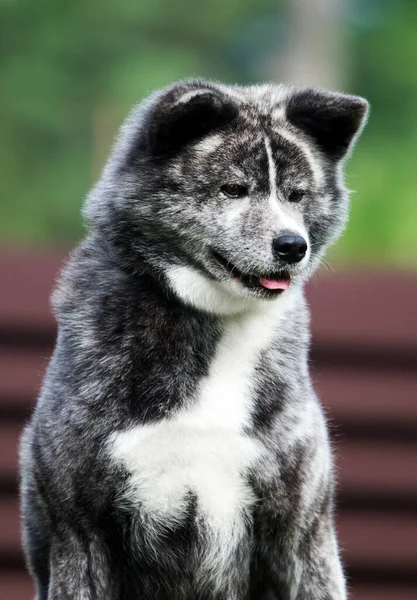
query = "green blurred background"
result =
(1, 0, 416, 266)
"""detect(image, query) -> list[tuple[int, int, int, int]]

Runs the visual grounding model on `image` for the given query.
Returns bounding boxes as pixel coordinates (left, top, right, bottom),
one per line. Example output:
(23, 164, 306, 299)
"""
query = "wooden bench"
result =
(1, 252, 416, 599)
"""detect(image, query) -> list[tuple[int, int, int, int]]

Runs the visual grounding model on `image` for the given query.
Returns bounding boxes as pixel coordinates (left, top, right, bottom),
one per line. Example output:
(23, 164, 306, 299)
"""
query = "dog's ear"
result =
(145, 83, 239, 157)
(287, 89, 369, 160)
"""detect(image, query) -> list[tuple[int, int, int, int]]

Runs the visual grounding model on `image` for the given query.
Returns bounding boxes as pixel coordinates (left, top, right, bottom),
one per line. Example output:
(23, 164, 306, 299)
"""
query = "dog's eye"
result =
(288, 189, 306, 203)
(220, 184, 248, 199)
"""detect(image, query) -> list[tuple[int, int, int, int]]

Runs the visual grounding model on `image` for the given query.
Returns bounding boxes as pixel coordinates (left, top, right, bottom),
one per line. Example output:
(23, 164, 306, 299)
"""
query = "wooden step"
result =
(315, 367, 417, 427)
(351, 585, 417, 600)
(338, 510, 417, 569)
(0, 252, 63, 333)
(2, 417, 416, 497)
(0, 350, 48, 410)
(0, 421, 22, 482)
(0, 573, 33, 600)
(1, 573, 415, 600)
(335, 438, 417, 496)
(2, 493, 417, 570)
(0, 496, 21, 556)
(1, 352, 416, 428)
(307, 272, 417, 351)
(1, 254, 416, 351)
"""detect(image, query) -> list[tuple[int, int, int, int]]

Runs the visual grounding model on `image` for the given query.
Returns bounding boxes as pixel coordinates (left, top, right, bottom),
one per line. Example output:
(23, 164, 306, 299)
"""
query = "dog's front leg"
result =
(251, 512, 346, 600)
(287, 515, 346, 600)
(46, 530, 118, 599)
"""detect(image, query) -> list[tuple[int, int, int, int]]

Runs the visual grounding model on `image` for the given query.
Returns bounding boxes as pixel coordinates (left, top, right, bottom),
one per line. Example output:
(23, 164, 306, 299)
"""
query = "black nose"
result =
(273, 234, 308, 264)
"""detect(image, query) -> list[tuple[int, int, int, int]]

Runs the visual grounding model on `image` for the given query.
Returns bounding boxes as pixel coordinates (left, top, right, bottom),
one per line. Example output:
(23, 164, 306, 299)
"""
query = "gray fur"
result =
(20, 79, 368, 599)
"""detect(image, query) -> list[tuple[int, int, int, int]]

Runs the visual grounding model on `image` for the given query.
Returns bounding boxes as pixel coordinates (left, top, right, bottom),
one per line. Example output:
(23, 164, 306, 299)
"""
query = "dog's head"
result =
(86, 79, 368, 313)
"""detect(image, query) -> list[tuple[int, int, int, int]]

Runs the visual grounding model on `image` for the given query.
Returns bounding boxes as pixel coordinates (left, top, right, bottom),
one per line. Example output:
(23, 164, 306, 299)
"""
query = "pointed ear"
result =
(286, 89, 369, 160)
(145, 84, 239, 157)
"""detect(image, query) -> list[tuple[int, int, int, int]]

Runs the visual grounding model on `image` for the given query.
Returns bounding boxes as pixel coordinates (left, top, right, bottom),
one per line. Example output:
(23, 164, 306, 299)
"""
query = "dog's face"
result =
(87, 80, 368, 313)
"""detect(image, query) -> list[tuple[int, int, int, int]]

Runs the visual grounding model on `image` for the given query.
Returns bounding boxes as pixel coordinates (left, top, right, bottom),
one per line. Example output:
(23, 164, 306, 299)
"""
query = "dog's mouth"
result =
(211, 250, 291, 295)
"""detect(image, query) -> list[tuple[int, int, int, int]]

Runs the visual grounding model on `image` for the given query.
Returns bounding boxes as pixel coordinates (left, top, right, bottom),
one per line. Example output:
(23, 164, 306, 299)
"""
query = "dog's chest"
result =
(110, 306, 285, 530)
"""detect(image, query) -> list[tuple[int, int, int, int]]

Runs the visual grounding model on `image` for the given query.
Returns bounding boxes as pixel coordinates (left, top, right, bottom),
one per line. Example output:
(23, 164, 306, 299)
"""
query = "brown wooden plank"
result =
(3, 576, 415, 600)
(338, 510, 417, 568)
(0, 573, 33, 600)
(0, 578, 415, 600)
(0, 422, 22, 481)
(1, 254, 416, 347)
(1, 353, 416, 425)
(351, 585, 417, 600)
(0, 496, 22, 556)
(0, 251, 64, 331)
(335, 439, 417, 496)
(314, 367, 417, 426)
(2, 417, 417, 496)
(2, 577, 414, 600)
(0, 350, 49, 407)
(3, 494, 417, 588)
(3, 493, 417, 569)
(307, 272, 417, 351)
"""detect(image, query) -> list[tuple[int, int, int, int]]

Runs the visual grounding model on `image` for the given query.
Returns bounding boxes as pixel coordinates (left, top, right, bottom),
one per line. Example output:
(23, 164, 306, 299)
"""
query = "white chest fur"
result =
(109, 294, 294, 578)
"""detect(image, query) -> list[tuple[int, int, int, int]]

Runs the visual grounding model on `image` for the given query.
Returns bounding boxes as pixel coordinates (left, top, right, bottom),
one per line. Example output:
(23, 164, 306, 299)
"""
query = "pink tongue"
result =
(259, 276, 290, 291)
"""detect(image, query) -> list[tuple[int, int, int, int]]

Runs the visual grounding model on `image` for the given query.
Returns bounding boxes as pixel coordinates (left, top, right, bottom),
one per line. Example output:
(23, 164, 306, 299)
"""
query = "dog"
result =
(20, 79, 368, 599)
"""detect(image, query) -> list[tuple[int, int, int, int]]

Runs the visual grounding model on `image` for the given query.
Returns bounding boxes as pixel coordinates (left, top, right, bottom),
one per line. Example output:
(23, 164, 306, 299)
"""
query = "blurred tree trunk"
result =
(271, 0, 348, 91)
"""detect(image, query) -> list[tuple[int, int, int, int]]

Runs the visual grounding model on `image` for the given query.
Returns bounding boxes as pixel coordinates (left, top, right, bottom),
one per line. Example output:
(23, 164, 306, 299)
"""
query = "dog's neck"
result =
(164, 261, 302, 319)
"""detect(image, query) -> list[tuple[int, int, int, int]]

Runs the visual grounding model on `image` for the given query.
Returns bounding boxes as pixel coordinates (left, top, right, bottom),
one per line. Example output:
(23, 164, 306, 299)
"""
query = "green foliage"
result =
(0, 0, 277, 244)
(0, 0, 416, 266)
(337, 0, 417, 266)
